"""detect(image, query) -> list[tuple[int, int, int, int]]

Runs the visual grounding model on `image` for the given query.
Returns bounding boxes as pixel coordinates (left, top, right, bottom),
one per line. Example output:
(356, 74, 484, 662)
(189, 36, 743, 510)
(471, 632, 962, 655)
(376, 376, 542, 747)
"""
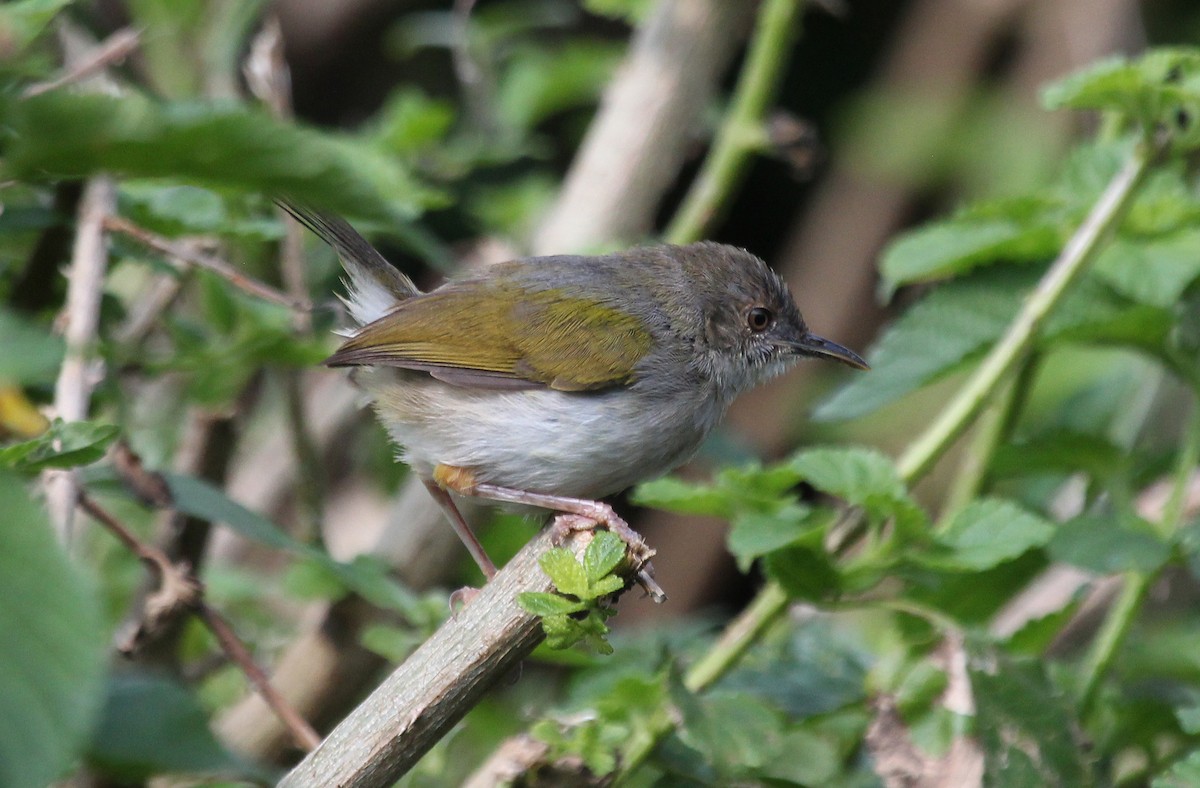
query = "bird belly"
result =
(358, 368, 722, 499)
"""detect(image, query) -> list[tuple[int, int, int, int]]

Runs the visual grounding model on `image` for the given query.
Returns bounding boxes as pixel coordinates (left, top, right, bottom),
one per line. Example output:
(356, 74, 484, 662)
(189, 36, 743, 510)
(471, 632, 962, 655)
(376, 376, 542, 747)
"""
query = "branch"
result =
(44, 177, 115, 543)
(531, 0, 756, 253)
(22, 28, 140, 98)
(278, 527, 611, 787)
(103, 215, 311, 313)
(77, 491, 321, 752)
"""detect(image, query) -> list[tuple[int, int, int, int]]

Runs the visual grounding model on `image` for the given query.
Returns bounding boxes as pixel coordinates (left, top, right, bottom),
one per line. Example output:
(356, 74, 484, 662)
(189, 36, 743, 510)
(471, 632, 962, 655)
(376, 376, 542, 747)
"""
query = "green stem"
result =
(617, 583, 789, 780)
(664, 0, 805, 245)
(1076, 397, 1200, 715)
(896, 141, 1159, 485)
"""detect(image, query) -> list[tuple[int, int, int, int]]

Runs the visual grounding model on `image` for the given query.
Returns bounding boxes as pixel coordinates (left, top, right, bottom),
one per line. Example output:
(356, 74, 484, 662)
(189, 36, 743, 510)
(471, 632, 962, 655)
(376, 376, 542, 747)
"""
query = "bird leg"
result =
(433, 463, 666, 603)
(421, 478, 498, 579)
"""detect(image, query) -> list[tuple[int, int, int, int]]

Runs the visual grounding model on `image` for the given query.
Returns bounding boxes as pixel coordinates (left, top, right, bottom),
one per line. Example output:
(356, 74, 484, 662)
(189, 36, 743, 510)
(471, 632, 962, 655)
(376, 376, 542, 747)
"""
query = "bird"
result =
(284, 204, 867, 601)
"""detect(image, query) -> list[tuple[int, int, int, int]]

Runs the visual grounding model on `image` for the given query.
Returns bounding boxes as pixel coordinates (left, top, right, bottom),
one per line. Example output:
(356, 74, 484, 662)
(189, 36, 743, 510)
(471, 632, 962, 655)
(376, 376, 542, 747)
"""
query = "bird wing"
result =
(323, 281, 654, 391)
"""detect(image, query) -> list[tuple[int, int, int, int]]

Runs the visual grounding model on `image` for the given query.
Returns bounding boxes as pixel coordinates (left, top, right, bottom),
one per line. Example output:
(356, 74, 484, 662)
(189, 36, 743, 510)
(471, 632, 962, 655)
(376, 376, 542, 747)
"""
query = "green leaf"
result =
(815, 270, 1024, 421)
(4, 92, 438, 222)
(497, 41, 622, 133)
(671, 681, 784, 777)
(789, 446, 928, 533)
(991, 430, 1126, 482)
(519, 591, 586, 617)
(0, 419, 119, 471)
(0, 0, 72, 59)
(1048, 514, 1171, 574)
(1042, 49, 1200, 139)
(87, 672, 246, 781)
(0, 308, 64, 384)
(1154, 751, 1200, 788)
(726, 503, 815, 572)
(583, 531, 625, 584)
(880, 212, 1059, 293)
(631, 476, 730, 516)
(763, 546, 840, 601)
(539, 548, 589, 598)
(583, 0, 653, 23)
(930, 499, 1055, 571)
(163, 472, 426, 616)
(789, 446, 906, 503)
(1094, 229, 1200, 308)
(0, 471, 106, 788)
(970, 651, 1089, 786)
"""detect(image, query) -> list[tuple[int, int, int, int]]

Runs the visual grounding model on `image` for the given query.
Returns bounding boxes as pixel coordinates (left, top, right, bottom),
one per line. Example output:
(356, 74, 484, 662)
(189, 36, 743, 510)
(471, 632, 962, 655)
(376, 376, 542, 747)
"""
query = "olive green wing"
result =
(324, 283, 653, 391)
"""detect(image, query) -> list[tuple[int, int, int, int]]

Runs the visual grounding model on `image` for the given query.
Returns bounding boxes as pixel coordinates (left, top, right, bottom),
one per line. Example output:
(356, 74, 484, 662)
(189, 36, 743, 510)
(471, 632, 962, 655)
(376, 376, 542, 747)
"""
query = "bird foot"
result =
(550, 512, 667, 604)
(448, 585, 481, 615)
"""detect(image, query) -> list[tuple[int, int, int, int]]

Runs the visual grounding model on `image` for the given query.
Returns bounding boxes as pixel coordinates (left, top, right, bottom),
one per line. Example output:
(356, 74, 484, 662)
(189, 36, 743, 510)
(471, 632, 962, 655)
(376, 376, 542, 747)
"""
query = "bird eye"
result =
(747, 307, 773, 332)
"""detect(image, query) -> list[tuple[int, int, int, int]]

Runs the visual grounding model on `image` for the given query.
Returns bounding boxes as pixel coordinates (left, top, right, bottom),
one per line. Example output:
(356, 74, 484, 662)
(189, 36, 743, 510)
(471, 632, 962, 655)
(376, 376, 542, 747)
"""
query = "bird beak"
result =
(790, 333, 870, 370)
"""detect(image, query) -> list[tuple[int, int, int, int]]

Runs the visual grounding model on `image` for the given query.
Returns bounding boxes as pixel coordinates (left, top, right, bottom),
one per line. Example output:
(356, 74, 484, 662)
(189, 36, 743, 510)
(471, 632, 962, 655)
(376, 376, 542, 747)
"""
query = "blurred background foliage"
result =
(5, 0, 1200, 785)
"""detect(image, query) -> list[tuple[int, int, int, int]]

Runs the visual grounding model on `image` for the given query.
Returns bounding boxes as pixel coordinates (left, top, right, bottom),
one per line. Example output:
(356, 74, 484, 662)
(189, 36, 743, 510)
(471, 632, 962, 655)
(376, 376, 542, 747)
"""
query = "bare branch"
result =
(44, 177, 115, 543)
(532, 0, 756, 253)
(77, 491, 321, 753)
(104, 215, 311, 313)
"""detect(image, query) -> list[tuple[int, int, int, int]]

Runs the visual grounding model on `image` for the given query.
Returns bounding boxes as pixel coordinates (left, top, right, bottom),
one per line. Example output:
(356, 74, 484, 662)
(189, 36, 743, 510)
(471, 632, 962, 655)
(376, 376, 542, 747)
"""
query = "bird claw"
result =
(448, 585, 481, 615)
(550, 512, 667, 604)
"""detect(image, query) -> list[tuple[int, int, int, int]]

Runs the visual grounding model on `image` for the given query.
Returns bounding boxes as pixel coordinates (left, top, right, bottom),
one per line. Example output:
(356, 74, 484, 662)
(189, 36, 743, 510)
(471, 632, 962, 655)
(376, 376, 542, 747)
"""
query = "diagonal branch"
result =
(277, 527, 614, 787)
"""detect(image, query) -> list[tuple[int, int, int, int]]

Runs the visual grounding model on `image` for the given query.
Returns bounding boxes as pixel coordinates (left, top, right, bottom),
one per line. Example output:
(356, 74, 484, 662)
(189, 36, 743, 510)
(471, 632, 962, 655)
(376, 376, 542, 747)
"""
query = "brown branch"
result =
(77, 491, 321, 752)
(103, 215, 311, 313)
(278, 526, 608, 787)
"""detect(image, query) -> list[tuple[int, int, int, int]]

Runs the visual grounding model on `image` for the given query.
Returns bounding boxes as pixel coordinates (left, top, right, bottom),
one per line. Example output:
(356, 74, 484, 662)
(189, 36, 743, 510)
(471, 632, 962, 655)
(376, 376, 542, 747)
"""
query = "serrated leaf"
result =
(671, 681, 785, 777)
(932, 499, 1055, 571)
(588, 575, 624, 598)
(816, 270, 1024, 421)
(1048, 514, 1170, 574)
(788, 447, 927, 533)
(1042, 50, 1200, 139)
(519, 591, 586, 617)
(1094, 230, 1200, 308)
(726, 503, 814, 572)
(0, 419, 118, 472)
(763, 546, 840, 601)
(0, 471, 106, 788)
(631, 476, 730, 516)
(970, 650, 1089, 787)
(87, 672, 245, 781)
(4, 92, 438, 222)
(789, 446, 906, 502)
(880, 215, 1059, 293)
(539, 548, 589, 598)
(583, 531, 625, 584)
(991, 429, 1126, 481)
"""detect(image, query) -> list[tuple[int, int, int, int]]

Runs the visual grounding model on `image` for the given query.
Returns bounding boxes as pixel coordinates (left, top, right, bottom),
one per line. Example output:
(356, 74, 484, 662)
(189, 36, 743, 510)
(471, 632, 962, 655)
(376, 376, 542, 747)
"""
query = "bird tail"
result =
(276, 200, 420, 326)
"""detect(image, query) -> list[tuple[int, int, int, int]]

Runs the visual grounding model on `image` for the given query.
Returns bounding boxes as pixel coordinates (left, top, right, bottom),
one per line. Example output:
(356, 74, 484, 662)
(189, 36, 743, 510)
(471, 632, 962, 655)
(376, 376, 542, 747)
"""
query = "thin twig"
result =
(104, 215, 311, 313)
(197, 604, 322, 752)
(77, 491, 322, 752)
(22, 27, 141, 98)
